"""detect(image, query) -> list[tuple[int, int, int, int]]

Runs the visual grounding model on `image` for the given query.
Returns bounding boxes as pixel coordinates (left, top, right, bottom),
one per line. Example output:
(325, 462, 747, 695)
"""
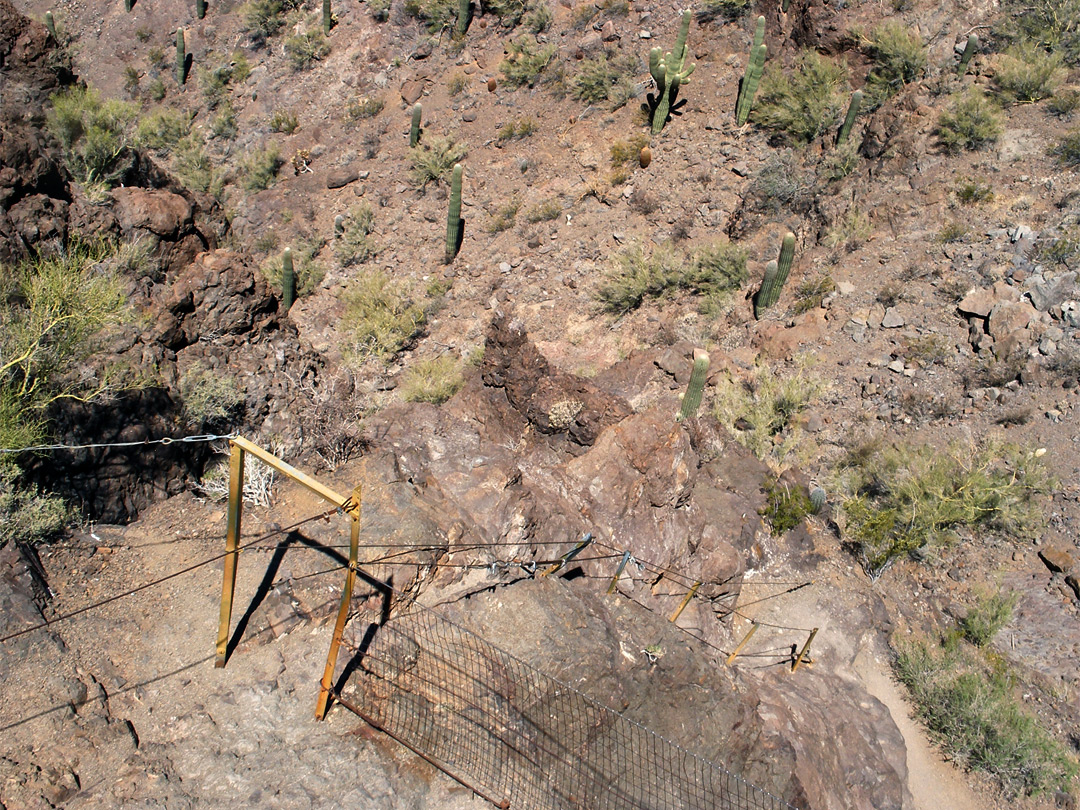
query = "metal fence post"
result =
(791, 627, 819, 673)
(316, 485, 363, 720)
(669, 581, 702, 623)
(215, 441, 246, 667)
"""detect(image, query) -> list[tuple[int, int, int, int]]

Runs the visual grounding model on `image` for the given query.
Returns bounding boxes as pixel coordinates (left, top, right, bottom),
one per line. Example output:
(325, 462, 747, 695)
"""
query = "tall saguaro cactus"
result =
(678, 349, 710, 421)
(282, 248, 296, 311)
(837, 90, 862, 145)
(735, 17, 767, 126)
(649, 9, 695, 135)
(323, 0, 332, 35)
(197, 0, 206, 19)
(455, 0, 471, 37)
(957, 33, 978, 78)
(445, 164, 464, 264)
(754, 232, 796, 318)
(409, 103, 422, 147)
(176, 28, 187, 87)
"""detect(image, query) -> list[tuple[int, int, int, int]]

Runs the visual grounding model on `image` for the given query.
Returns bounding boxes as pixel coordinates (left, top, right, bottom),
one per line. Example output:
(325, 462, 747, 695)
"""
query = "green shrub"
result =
(148, 78, 166, 102)
(994, 43, 1065, 102)
(488, 199, 520, 232)
(820, 138, 861, 181)
(448, 73, 469, 96)
(937, 89, 1004, 152)
(837, 441, 1053, 579)
(335, 204, 378, 265)
(1052, 126, 1080, 166)
(270, 108, 299, 134)
(524, 198, 561, 223)
(210, 103, 238, 140)
(0, 465, 67, 546)
(895, 635, 1078, 796)
(47, 86, 137, 188)
(753, 50, 848, 145)
(346, 96, 385, 121)
(864, 21, 927, 105)
(524, 0, 553, 33)
(403, 0, 456, 32)
(198, 62, 234, 110)
(960, 588, 1020, 647)
(955, 177, 995, 204)
(713, 361, 823, 463)
(1049, 86, 1080, 117)
(262, 239, 326, 295)
(401, 355, 464, 403)
(697, 0, 750, 23)
(497, 117, 537, 143)
(286, 31, 330, 70)
(368, 0, 391, 21)
(792, 275, 836, 314)
(499, 38, 557, 88)
(824, 207, 872, 253)
(179, 363, 244, 426)
(342, 270, 428, 362)
(994, 0, 1080, 65)
(240, 144, 283, 191)
(408, 134, 467, 186)
(173, 134, 225, 197)
(571, 54, 634, 106)
(761, 479, 814, 535)
(745, 151, 814, 214)
(241, 0, 286, 42)
(597, 240, 747, 315)
(136, 107, 192, 153)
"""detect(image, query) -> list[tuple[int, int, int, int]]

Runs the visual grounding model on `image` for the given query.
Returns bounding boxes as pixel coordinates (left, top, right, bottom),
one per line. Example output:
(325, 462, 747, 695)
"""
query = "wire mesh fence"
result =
(339, 598, 799, 810)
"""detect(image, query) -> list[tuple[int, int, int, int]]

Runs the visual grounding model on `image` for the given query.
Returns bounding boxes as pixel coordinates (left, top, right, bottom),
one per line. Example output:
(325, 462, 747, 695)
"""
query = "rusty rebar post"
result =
(215, 442, 246, 667)
(791, 627, 819, 673)
(669, 581, 702, 623)
(316, 486, 363, 720)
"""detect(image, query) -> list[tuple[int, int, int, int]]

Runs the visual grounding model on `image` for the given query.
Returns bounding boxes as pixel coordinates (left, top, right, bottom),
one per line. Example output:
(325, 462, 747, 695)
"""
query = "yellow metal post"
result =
(607, 550, 631, 594)
(725, 622, 759, 666)
(791, 627, 819, 673)
(215, 442, 246, 667)
(316, 486, 362, 720)
(669, 581, 701, 623)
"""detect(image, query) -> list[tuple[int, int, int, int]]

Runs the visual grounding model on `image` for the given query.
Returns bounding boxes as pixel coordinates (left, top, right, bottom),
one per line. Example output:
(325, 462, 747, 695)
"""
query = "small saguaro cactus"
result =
(282, 247, 296, 311)
(735, 18, 767, 126)
(445, 164, 464, 264)
(197, 0, 206, 19)
(334, 214, 345, 236)
(754, 232, 796, 318)
(323, 0, 332, 35)
(648, 9, 696, 135)
(957, 33, 978, 78)
(44, 11, 57, 40)
(837, 90, 863, 145)
(455, 0, 471, 37)
(176, 28, 187, 86)
(409, 102, 422, 147)
(678, 349, 710, 421)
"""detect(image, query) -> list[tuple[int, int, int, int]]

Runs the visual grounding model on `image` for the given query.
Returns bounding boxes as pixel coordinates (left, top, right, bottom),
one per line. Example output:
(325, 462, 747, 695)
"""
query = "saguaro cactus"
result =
(282, 248, 296, 311)
(837, 90, 863, 145)
(323, 0, 332, 35)
(735, 20, 767, 126)
(754, 232, 796, 318)
(44, 11, 58, 40)
(678, 349, 710, 421)
(445, 164, 464, 264)
(176, 28, 187, 86)
(197, 0, 206, 19)
(957, 33, 978, 78)
(125, 0, 133, 11)
(409, 103, 422, 147)
(334, 214, 345, 236)
(455, 0, 471, 37)
(649, 10, 696, 135)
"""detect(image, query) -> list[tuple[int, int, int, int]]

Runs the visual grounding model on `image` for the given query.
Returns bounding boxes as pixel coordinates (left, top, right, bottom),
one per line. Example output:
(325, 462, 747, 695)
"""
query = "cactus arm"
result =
(672, 9, 692, 71)
(736, 43, 766, 125)
(837, 90, 863, 145)
(455, 0, 471, 37)
(445, 164, 463, 264)
(44, 11, 58, 40)
(651, 63, 669, 134)
(282, 247, 296, 311)
(410, 103, 422, 147)
(754, 260, 781, 318)
(197, 0, 206, 20)
(777, 231, 795, 280)
(323, 0, 332, 34)
(752, 15, 765, 51)
(678, 349, 710, 421)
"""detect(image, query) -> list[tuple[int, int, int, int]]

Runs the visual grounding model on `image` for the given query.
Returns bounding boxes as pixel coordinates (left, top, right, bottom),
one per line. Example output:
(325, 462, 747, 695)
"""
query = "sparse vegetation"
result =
(404, 0, 457, 33)
(937, 89, 1004, 152)
(960, 588, 1020, 647)
(240, 144, 284, 191)
(270, 108, 300, 134)
(496, 117, 537, 143)
(335, 204, 379, 265)
(824, 207, 872, 254)
(499, 38, 557, 88)
(179, 363, 245, 427)
(744, 151, 814, 215)
(448, 73, 469, 96)
(342, 270, 429, 362)
(955, 177, 995, 204)
(697, 0, 751, 23)
(400, 355, 464, 404)
(524, 198, 562, 223)
(488, 199, 521, 233)
(863, 21, 927, 105)
(753, 51, 849, 145)
(837, 441, 1053, 580)
(792, 275, 836, 314)
(346, 96, 385, 121)
(262, 240, 326, 295)
(0, 465, 67, 547)
(136, 107, 192, 154)
(173, 134, 225, 198)
(761, 479, 815, 535)
(241, 0, 287, 43)
(895, 634, 1078, 796)
(47, 86, 137, 189)
(1052, 126, 1080, 166)
(993, 43, 1065, 102)
(597, 240, 747, 315)
(408, 135, 467, 186)
(286, 31, 330, 70)
(571, 54, 634, 107)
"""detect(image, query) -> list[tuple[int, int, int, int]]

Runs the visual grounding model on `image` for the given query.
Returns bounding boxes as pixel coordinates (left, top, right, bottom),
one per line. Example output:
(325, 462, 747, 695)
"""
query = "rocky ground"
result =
(2, 0, 1080, 807)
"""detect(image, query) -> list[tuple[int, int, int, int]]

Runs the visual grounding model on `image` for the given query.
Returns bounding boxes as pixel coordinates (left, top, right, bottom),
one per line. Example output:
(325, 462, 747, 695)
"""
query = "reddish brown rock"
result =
(1039, 547, 1076, 575)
